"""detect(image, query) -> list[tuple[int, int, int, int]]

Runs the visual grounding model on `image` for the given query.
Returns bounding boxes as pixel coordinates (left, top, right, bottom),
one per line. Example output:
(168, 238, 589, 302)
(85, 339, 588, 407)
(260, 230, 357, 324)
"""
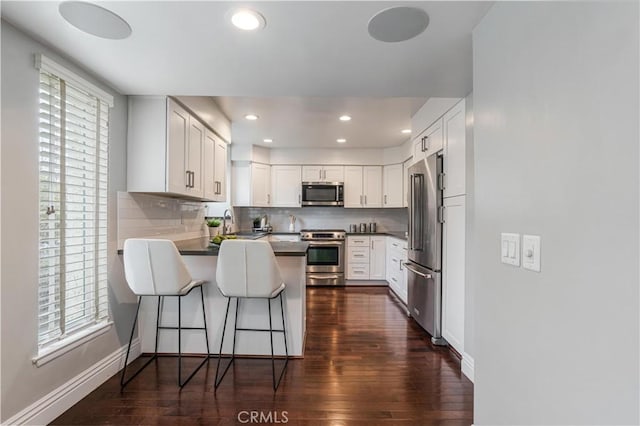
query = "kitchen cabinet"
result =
(271, 165, 302, 207)
(443, 99, 466, 198)
(346, 236, 385, 280)
(383, 164, 403, 208)
(231, 162, 271, 207)
(442, 195, 465, 354)
(302, 165, 344, 183)
(128, 96, 227, 201)
(204, 130, 227, 201)
(411, 118, 443, 166)
(344, 166, 382, 208)
(402, 159, 411, 208)
(386, 237, 408, 304)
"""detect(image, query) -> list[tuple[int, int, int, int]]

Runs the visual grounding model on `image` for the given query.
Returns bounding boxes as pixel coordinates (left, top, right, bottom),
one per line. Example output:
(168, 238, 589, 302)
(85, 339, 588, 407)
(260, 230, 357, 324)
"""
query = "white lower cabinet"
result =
(346, 236, 385, 280)
(386, 237, 408, 304)
(442, 195, 465, 354)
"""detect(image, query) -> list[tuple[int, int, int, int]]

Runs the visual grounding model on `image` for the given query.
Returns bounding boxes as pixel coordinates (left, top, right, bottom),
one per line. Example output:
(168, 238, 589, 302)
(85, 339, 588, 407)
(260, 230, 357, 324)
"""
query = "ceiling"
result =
(1, 1, 493, 148)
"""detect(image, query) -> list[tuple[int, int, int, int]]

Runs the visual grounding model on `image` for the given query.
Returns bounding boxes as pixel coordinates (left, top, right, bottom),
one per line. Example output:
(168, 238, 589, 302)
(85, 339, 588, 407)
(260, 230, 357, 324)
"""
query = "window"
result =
(36, 55, 114, 357)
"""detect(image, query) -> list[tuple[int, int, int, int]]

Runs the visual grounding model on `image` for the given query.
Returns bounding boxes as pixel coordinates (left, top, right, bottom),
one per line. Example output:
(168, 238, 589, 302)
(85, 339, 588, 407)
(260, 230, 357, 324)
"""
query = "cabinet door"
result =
(411, 136, 424, 166)
(383, 164, 403, 208)
(423, 119, 443, 155)
(443, 100, 466, 198)
(323, 166, 344, 182)
(442, 195, 465, 354)
(213, 139, 227, 202)
(166, 99, 189, 196)
(403, 159, 411, 208)
(363, 166, 382, 207)
(369, 236, 386, 280)
(203, 130, 216, 200)
(302, 166, 322, 182)
(251, 163, 271, 207)
(271, 166, 302, 207)
(343, 166, 363, 208)
(186, 117, 205, 197)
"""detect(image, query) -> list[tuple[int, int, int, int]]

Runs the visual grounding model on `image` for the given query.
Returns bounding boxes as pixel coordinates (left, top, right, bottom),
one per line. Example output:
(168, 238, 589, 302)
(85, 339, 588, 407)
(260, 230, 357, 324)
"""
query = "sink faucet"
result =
(222, 208, 234, 235)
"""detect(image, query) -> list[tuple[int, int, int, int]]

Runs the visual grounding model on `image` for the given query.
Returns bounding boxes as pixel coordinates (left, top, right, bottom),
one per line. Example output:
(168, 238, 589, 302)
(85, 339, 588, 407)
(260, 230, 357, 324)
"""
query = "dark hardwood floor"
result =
(52, 287, 473, 425)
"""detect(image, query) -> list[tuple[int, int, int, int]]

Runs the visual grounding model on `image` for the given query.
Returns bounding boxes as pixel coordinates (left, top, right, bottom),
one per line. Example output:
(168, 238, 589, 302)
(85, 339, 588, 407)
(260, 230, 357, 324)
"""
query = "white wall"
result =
(472, 2, 639, 424)
(0, 21, 136, 421)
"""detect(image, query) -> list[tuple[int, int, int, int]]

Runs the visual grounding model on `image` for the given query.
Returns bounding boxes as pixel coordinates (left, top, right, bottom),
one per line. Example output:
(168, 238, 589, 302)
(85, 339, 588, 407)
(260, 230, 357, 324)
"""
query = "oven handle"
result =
(307, 274, 341, 280)
(304, 240, 345, 246)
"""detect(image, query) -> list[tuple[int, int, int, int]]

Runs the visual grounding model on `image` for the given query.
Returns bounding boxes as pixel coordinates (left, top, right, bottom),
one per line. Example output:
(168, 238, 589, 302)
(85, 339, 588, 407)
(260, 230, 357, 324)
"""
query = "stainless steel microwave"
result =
(301, 182, 344, 206)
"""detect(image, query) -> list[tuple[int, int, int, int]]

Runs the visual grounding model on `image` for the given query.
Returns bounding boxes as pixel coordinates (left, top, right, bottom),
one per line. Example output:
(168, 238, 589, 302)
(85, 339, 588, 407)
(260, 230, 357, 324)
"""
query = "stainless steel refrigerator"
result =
(406, 153, 447, 345)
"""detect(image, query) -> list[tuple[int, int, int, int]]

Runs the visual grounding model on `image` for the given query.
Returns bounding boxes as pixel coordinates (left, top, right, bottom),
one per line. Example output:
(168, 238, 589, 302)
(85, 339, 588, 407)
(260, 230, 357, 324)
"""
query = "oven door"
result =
(306, 241, 344, 273)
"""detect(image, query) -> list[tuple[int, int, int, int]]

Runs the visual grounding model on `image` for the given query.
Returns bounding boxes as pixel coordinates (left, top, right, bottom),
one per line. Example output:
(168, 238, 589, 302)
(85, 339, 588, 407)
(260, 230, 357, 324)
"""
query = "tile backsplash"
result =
(117, 192, 207, 249)
(234, 206, 408, 234)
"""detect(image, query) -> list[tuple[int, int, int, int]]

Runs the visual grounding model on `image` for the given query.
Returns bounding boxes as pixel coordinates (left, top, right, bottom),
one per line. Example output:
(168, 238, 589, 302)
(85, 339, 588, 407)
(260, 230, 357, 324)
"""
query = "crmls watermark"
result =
(237, 410, 289, 424)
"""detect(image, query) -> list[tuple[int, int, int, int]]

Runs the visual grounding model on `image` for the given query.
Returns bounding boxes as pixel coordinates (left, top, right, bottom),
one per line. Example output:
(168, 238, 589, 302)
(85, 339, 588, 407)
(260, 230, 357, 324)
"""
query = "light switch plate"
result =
(522, 235, 541, 272)
(501, 233, 520, 266)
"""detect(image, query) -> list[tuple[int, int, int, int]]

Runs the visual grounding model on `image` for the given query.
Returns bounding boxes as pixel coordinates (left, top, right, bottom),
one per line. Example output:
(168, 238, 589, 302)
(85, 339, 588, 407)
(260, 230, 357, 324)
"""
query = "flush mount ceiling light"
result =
(230, 8, 266, 31)
(401, 129, 411, 134)
(244, 114, 259, 120)
(368, 6, 429, 43)
(339, 115, 352, 122)
(336, 138, 347, 144)
(59, 1, 132, 40)
(263, 139, 273, 143)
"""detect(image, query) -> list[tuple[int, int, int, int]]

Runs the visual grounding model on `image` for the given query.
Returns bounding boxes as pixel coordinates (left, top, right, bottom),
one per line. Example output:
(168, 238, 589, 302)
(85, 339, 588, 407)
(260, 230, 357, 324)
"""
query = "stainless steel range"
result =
(300, 229, 346, 286)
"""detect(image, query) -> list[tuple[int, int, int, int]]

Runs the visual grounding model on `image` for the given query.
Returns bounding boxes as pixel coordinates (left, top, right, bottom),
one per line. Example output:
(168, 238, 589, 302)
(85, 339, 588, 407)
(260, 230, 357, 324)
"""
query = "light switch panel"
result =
(501, 233, 520, 266)
(522, 235, 541, 272)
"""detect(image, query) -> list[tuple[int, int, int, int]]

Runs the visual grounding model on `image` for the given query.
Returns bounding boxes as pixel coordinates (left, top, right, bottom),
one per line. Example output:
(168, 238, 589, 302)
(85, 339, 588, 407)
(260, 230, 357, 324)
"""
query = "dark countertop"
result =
(346, 232, 408, 241)
(118, 238, 309, 257)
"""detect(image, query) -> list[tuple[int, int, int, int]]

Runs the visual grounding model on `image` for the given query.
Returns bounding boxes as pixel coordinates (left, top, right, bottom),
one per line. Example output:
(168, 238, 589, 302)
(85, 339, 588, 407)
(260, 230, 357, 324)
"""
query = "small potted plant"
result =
(206, 218, 222, 238)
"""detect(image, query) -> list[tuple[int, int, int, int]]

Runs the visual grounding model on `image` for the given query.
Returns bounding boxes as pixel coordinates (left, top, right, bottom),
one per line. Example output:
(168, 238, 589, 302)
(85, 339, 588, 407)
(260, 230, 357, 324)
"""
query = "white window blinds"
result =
(37, 55, 111, 349)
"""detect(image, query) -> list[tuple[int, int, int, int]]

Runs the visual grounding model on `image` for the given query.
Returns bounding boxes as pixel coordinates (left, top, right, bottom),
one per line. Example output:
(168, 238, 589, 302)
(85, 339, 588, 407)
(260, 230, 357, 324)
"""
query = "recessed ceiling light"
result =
(263, 139, 273, 143)
(245, 114, 259, 121)
(230, 9, 266, 31)
(368, 6, 429, 43)
(59, 1, 132, 40)
(336, 138, 347, 144)
(401, 129, 411, 134)
(339, 115, 352, 122)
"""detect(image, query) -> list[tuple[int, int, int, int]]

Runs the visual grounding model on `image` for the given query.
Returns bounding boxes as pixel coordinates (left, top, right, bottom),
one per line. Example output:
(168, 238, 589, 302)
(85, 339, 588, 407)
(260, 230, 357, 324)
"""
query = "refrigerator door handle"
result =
(414, 173, 425, 251)
(404, 263, 432, 279)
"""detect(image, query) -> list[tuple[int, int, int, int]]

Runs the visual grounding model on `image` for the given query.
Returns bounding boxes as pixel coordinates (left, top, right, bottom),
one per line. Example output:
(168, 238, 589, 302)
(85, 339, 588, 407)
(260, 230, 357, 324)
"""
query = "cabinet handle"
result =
(364, 195, 367, 205)
(371, 240, 374, 249)
(384, 194, 387, 204)
(298, 194, 301, 204)
(186, 170, 190, 188)
(217, 181, 222, 194)
(399, 260, 403, 271)
(360, 195, 363, 205)
(267, 194, 271, 204)
(320, 170, 323, 180)
(424, 135, 430, 151)
(354, 254, 365, 257)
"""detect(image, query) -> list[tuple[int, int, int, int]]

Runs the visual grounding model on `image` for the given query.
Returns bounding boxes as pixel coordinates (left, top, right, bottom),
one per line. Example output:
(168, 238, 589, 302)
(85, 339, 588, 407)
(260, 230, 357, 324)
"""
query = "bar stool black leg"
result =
(200, 286, 210, 354)
(268, 298, 276, 390)
(215, 297, 233, 389)
(121, 296, 158, 388)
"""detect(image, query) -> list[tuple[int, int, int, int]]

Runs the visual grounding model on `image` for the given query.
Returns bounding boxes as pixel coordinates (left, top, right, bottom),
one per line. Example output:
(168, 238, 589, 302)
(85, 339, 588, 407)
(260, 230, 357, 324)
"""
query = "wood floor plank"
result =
(52, 287, 473, 425)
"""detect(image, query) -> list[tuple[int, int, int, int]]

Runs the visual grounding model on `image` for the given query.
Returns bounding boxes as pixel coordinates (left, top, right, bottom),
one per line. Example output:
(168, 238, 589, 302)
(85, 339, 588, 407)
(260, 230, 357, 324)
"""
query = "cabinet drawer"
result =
(348, 236, 370, 247)
(348, 247, 370, 263)
(347, 263, 369, 280)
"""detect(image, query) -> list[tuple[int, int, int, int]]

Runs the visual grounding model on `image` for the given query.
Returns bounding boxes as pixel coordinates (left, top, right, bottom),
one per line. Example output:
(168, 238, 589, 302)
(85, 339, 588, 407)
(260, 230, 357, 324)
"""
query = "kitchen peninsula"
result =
(119, 237, 309, 357)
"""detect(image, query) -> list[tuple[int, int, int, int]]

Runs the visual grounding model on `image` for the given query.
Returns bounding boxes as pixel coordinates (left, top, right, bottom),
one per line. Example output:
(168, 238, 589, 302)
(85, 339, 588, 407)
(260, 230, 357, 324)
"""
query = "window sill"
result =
(32, 321, 113, 367)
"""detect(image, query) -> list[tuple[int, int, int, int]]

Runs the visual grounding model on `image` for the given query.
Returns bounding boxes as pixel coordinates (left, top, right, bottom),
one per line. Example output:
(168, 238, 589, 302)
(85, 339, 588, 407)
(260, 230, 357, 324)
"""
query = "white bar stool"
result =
(120, 238, 210, 388)
(214, 239, 289, 391)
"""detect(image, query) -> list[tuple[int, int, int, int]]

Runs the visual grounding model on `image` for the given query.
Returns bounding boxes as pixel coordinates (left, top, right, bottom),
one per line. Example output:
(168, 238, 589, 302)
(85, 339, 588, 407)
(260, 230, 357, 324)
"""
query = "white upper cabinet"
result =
(203, 130, 216, 200)
(251, 163, 271, 207)
(412, 118, 444, 166)
(383, 164, 403, 208)
(213, 137, 227, 201)
(302, 165, 344, 182)
(344, 166, 382, 208)
(204, 130, 227, 202)
(402, 159, 411, 208)
(443, 99, 466, 198)
(271, 165, 302, 207)
(128, 96, 227, 201)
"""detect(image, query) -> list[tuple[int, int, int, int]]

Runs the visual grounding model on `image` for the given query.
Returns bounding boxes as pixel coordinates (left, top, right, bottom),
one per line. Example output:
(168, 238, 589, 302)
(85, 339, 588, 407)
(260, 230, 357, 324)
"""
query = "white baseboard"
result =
(3, 338, 140, 426)
(462, 352, 475, 383)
